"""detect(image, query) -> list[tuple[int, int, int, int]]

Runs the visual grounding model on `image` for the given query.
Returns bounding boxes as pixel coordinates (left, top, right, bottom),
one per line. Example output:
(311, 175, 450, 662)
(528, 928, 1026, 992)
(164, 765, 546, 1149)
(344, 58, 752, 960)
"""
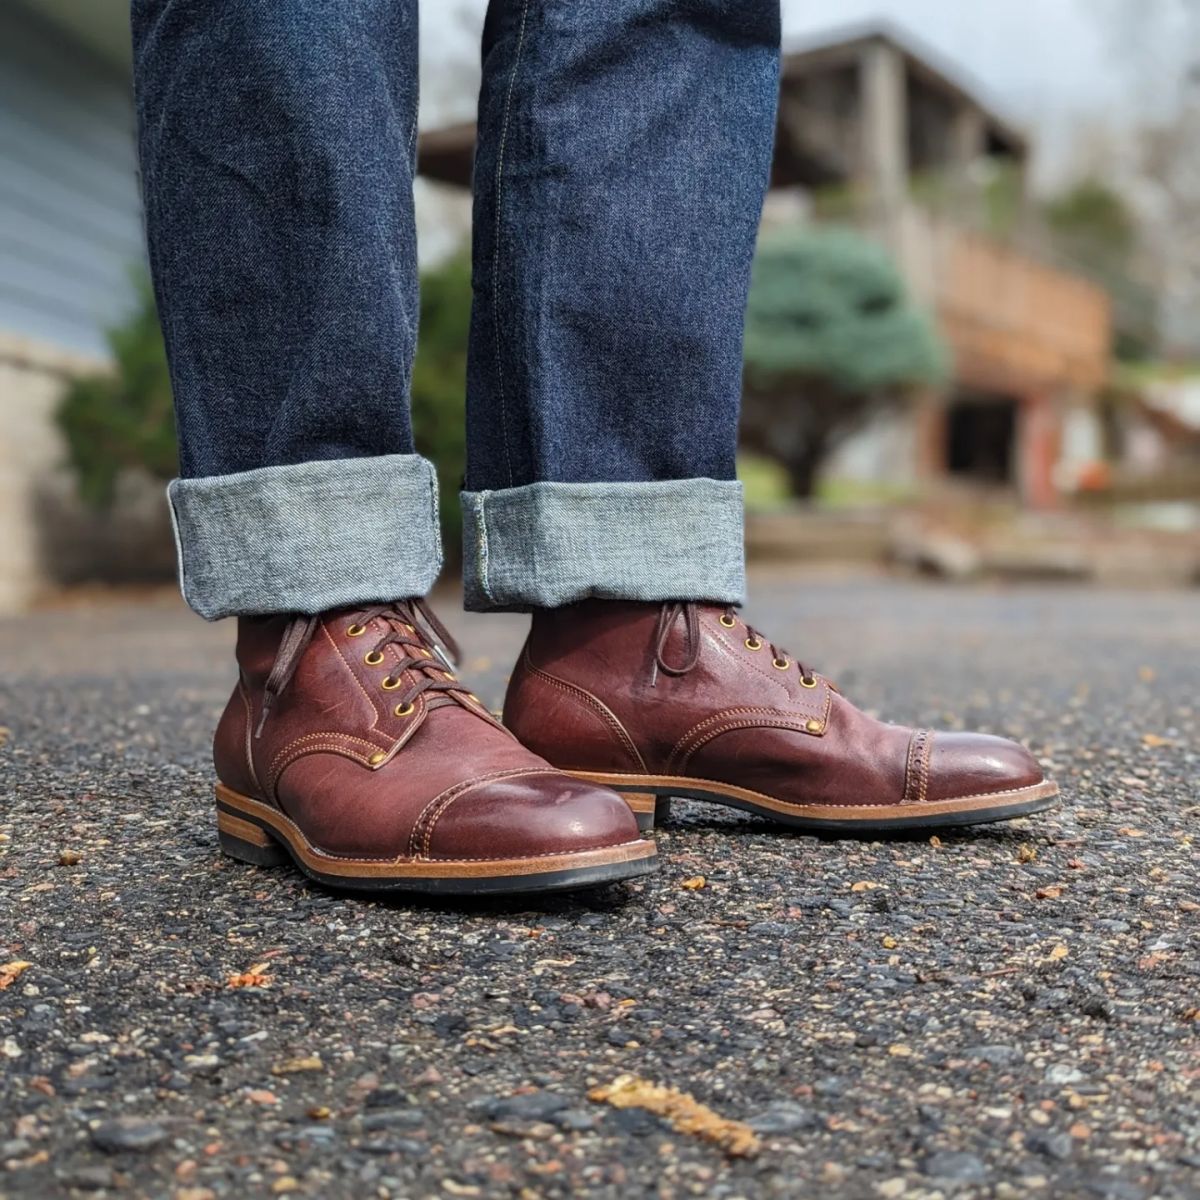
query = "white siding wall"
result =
(0, 3, 142, 357)
(0, 6, 154, 611)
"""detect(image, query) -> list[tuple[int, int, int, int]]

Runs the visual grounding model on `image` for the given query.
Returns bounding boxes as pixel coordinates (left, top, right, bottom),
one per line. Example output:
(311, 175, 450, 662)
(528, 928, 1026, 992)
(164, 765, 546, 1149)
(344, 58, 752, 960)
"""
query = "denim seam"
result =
(473, 490, 495, 606)
(490, 0, 532, 487)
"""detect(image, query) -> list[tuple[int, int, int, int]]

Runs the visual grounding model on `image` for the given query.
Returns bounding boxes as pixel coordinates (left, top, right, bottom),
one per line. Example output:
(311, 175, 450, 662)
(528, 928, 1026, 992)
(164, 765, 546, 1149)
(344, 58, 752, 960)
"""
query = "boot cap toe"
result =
(925, 731, 1045, 803)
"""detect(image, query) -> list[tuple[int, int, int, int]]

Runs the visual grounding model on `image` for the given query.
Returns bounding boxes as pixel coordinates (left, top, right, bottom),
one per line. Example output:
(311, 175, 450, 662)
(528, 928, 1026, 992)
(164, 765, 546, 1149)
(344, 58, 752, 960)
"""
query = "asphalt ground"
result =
(1, 569, 1198, 1200)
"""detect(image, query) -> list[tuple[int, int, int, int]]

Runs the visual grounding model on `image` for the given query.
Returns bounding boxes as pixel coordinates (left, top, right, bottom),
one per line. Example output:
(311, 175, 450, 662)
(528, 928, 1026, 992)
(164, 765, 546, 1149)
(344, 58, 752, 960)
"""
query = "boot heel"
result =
(617, 791, 665, 834)
(217, 809, 289, 867)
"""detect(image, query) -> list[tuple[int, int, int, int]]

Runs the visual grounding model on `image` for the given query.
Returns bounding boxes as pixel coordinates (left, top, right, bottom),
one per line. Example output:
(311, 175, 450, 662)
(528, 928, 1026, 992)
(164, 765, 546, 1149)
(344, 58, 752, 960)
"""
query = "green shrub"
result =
(56, 276, 177, 508)
(741, 226, 947, 496)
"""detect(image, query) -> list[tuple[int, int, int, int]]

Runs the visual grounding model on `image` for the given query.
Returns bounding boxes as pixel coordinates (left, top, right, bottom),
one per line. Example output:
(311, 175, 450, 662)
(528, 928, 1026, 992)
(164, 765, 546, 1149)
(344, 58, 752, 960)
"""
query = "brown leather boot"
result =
(503, 600, 1059, 833)
(213, 600, 655, 894)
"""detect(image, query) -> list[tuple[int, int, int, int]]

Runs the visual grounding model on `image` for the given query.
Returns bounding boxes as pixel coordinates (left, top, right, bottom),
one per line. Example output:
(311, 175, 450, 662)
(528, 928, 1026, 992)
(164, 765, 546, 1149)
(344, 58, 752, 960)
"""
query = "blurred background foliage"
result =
(410, 252, 471, 562)
(741, 226, 946, 496)
(56, 276, 176, 508)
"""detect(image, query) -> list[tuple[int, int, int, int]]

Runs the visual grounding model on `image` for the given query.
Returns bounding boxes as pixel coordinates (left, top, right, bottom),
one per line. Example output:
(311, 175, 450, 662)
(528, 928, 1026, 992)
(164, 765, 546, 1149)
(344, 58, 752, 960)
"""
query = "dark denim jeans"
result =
(132, 0, 780, 617)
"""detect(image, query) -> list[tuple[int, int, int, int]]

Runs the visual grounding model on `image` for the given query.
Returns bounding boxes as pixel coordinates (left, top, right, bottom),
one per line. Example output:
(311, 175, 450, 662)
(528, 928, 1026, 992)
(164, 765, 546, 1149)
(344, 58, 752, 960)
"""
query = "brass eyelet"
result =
(381, 675, 402, 691)
(394, 701, 415, 717)
(745, 637, 763, 651)
(346, 623, 366, 637)
(368, 751, 386, 766)
(800, 674, 818, 688)
(772, 657, 789, 670)
(364, 650, 385, 666)
(719, 614, 736, 628)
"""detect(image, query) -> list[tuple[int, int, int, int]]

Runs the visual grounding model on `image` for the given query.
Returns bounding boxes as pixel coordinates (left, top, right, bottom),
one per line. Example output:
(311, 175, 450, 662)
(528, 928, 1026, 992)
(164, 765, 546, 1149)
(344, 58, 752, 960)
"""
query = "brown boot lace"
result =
(255, 598, 468, 737)
(653, 602, 816, 686)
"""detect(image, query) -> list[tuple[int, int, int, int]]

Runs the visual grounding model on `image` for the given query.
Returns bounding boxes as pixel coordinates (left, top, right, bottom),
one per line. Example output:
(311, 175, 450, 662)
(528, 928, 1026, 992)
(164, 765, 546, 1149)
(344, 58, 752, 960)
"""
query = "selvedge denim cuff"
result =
(168, 455, 442, 620)
(461, 479, 746, 611)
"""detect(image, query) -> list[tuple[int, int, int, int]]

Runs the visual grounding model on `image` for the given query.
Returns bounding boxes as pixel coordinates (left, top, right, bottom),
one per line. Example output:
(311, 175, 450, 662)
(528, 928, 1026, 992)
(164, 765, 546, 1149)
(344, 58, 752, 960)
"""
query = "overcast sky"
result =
(420, 0, 1128, 186)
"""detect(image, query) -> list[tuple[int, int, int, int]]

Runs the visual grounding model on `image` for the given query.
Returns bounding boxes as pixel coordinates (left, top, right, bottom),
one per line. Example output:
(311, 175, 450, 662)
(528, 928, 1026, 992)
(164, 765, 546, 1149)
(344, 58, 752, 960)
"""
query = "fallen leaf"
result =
(1017, 844, 1038, 863)
(227, 963, 272, 989)
(1142, 733, 1172, 748)
(1048, 944, 1069, 961)
(888, 1043, 914, 1057)
(1035, 885, 1064, 900)
(589, 1074, 759, 1157)
(928, 835, 942, 849)
(1118, 827, 1146, 838)
(272, 1056, 323, 1075)
(681, 876, 706, 891)
(881, 935, 897, 949)
(850, 881, 882, 892)
(0, 961, 32, 990)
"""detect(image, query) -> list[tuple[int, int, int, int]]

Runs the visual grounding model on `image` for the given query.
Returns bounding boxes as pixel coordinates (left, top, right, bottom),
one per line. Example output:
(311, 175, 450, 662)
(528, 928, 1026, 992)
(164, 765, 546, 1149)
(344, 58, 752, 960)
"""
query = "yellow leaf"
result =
(272, 1056, 323, 1075)
(1017, 844, 1038, 863)
(0, 961, 32, 990)
(882, 935, 897, 949)
(851, 881, 882, 892)
(589, 1074, 759, 1157)
(1142, 733, 1171, 748)
(1048, 944, 1069, 961)
(681, 876, 706, 891)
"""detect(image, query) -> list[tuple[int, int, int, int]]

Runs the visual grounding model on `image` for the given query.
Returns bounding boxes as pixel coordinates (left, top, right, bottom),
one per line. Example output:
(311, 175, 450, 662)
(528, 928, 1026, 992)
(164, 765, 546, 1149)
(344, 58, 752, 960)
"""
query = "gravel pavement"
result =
(1, 570, 1198, 1200)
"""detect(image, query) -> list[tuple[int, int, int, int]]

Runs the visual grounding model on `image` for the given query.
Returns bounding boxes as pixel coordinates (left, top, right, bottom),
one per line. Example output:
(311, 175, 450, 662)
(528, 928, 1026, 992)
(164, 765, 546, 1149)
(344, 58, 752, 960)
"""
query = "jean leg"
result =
(463, 0, 780, 610)
(133, 0, 440, 618)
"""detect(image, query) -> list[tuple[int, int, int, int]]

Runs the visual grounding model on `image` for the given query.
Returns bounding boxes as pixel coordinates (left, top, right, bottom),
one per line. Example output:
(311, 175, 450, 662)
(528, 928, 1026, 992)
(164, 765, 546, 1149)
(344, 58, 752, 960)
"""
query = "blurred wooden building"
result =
(418, 23, 1113, 510)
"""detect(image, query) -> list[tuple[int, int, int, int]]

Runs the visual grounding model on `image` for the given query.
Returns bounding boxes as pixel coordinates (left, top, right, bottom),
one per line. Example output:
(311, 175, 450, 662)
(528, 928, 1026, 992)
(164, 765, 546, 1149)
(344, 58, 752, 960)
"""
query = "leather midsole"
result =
(216, 784, 656, 878)
(566, 771, 1059, 821)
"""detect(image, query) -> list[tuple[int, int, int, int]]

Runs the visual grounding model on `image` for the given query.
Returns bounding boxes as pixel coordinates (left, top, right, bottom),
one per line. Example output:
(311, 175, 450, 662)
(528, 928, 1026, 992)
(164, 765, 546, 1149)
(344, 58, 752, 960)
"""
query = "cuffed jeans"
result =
(132, 0, 780, 619)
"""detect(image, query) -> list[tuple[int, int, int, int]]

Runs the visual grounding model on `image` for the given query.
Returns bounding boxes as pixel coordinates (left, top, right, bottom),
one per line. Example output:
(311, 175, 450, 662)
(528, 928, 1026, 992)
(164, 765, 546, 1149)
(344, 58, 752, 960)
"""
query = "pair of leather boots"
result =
(214, 600, 1058, 895)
